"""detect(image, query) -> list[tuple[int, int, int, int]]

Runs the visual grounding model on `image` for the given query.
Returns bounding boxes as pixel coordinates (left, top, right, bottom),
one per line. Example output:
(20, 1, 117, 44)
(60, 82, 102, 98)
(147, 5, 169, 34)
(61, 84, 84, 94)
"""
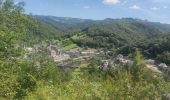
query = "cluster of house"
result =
(99, 54, 168, 71)
(65, 49, 95, 58)
(47, 45, 98, 63)
(47, 45, 70, 62)
(145, 59, 168, 68)
(115, 54, 168, 69)
(46, 44, 169, 72)
(115, 54, 134, 65)
(99, 54, 134, 70)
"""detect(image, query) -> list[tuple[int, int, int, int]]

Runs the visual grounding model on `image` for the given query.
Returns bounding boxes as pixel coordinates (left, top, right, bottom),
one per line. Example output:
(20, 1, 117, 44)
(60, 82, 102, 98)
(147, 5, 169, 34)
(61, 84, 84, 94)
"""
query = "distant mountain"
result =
(35, 15, 170, 33)
(35, 15, 170, 48)
(35, 15, 93, 31)
(76, 18, 170, 47)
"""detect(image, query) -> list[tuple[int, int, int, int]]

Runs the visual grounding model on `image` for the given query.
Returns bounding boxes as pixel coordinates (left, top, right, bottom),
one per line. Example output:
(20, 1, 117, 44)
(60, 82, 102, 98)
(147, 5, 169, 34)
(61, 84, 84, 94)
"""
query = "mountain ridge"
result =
(35, 15, 170, 33)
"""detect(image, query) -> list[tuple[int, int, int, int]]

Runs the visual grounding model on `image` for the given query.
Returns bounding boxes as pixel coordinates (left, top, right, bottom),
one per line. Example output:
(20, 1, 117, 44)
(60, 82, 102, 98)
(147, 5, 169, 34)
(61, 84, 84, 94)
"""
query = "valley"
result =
(1, 0, 170, 99)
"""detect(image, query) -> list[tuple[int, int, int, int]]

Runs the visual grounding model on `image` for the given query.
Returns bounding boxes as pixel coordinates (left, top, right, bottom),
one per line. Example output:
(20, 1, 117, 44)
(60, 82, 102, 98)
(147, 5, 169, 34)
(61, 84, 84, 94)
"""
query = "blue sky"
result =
(15, 0, 170, 23)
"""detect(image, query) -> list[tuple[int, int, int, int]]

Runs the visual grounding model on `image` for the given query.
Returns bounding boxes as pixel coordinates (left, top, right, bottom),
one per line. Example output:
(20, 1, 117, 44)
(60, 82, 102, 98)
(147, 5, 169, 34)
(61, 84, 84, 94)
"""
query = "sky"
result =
(15, 0, 170, 23)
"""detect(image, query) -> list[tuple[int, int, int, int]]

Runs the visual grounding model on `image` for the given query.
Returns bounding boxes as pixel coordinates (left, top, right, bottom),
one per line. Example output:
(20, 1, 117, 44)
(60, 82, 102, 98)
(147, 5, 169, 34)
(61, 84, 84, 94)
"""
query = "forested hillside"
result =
(0, 0, 170, 99)
(36, 16, 170, 62)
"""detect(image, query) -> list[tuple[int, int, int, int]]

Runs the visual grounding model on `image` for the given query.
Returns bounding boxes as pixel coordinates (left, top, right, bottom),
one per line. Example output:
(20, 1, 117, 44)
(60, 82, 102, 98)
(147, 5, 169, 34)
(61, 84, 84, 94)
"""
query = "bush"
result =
(157, 51, 170, 65)
(14, 73, 37, 99)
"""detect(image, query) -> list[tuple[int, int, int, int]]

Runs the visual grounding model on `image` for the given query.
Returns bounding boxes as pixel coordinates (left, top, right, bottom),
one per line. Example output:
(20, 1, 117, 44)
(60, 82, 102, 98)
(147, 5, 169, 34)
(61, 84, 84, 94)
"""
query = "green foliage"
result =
(14, 73, 37, 99)
(131, 49, 146, 82)
(61, 39, 78, 51)
(0, 0, 39, 99)
(0, 0, 25, 13)
(157, 51, 170, 65)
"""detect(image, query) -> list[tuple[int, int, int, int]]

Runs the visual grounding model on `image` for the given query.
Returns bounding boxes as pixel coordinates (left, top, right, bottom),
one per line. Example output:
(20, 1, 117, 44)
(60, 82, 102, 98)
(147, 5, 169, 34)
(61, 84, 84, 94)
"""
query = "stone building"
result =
(100, 60, 109, 70)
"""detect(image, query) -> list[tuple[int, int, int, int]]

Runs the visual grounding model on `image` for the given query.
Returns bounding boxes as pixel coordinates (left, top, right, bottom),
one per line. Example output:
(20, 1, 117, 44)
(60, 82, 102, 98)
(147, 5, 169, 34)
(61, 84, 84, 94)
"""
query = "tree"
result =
(131, 48, 145, 82)
(0, 0, 25, 13)
(157, 51, 170, 65)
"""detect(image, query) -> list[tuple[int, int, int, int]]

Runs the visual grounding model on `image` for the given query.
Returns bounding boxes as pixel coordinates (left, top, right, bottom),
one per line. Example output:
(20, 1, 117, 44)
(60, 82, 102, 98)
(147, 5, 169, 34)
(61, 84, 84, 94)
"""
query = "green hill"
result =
(35, 16, 170, 58)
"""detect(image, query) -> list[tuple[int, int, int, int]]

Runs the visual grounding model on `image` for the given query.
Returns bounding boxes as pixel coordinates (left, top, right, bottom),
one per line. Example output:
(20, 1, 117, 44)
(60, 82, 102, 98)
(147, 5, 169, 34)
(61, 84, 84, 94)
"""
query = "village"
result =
(45, 45, 168, 74)
(22, 44, 170, 99)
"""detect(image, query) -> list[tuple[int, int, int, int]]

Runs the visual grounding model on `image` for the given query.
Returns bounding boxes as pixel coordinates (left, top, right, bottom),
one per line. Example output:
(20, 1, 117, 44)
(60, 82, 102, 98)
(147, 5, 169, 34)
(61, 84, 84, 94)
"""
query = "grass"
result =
(62, 44, 78, 51)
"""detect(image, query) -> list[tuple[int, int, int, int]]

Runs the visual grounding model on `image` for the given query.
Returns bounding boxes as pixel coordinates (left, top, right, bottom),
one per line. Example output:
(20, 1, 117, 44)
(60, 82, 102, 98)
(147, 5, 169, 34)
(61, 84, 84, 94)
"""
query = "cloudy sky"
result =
(15, 0, 170, 23)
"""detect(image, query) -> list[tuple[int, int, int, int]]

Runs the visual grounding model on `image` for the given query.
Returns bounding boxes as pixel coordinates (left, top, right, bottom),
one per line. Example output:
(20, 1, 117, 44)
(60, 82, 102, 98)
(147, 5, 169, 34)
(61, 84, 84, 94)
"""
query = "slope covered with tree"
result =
(36, 16, 170, 61)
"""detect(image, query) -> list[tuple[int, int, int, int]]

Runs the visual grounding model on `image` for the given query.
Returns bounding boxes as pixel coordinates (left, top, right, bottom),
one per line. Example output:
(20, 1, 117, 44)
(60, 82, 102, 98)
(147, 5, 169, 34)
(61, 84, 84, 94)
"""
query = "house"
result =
(81, 49, 95, 56)
(100, 60, 109, 70)
(115, 54, 134, 65)
(47, 45, 62, 55)
(158, 63, 168, 68)
(47, 45, 70, 62)
(145, 59, 156, 65)
(66, 51, 81, 58)
(116, 54, 124, 62)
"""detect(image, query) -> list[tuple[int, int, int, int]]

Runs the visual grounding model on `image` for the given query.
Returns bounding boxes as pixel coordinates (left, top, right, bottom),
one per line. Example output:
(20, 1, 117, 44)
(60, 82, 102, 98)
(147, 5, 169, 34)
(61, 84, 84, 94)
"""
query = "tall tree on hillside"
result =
(0, 0, 25, 13)
(131, 48, 145, 82)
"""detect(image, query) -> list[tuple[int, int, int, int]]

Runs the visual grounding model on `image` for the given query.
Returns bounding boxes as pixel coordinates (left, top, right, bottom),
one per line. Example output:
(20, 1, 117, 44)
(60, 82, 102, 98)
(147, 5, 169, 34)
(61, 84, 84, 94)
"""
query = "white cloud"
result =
(130, 5, 141, 10)
(103, 0, 120, 6)
(151, 7, 159, 10)
(83, 6, 90, 9)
